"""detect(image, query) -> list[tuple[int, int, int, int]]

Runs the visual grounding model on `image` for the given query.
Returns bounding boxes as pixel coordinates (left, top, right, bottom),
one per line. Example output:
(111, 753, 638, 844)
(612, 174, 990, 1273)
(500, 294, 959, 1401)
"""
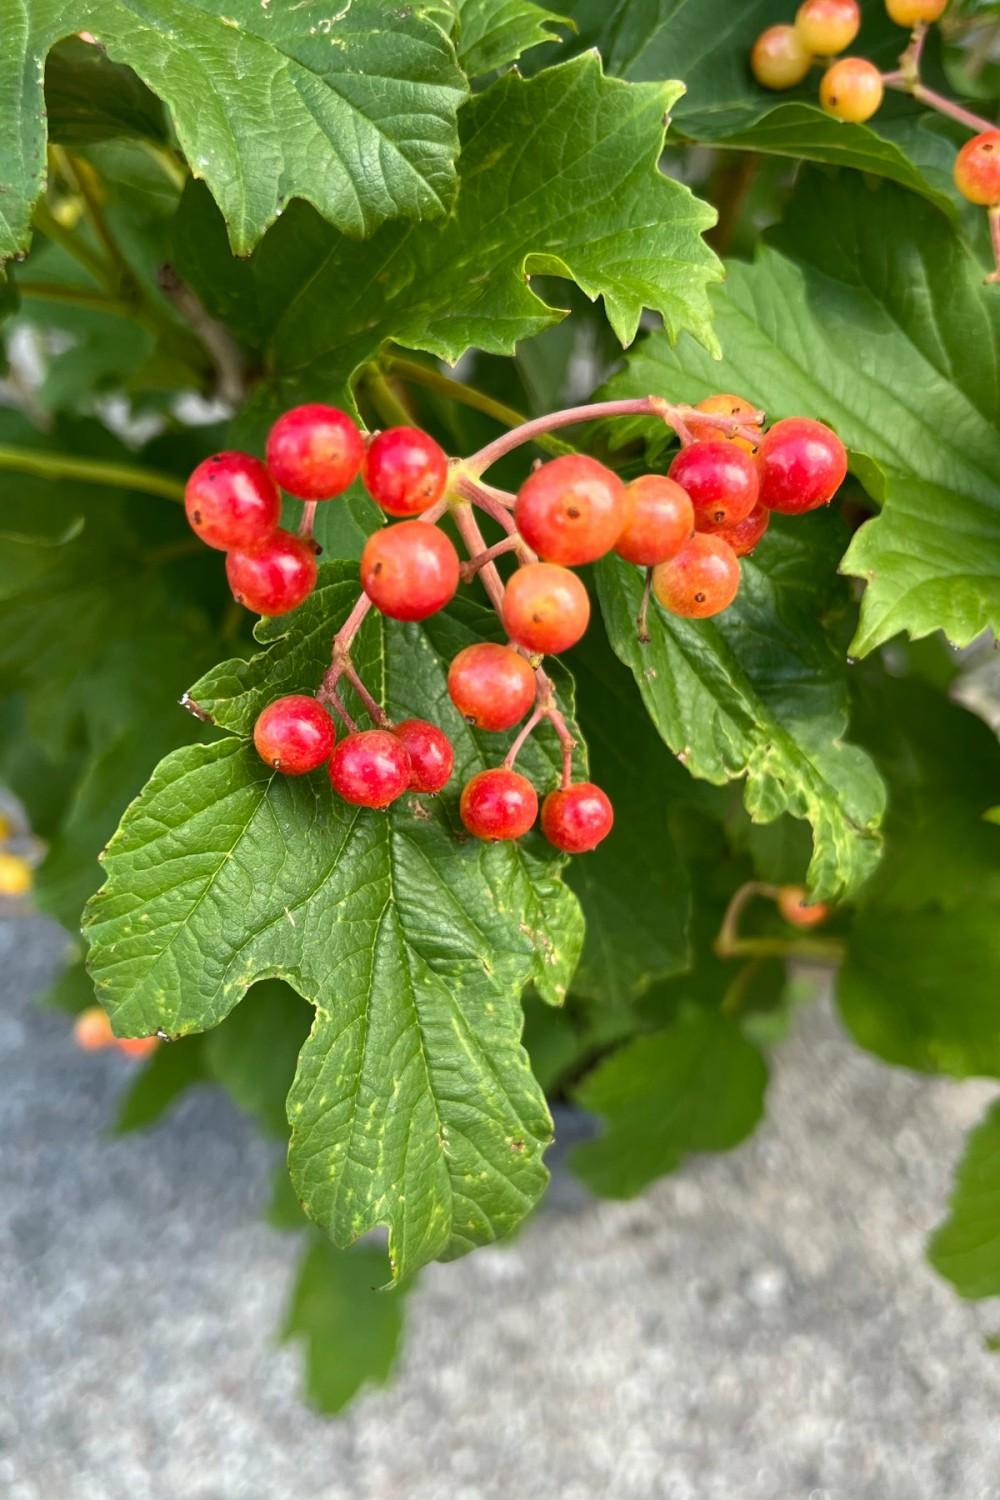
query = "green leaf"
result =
(1, 2, 469, 263)
(444, 0, 570, 76)
(929, 1100, 1000, 1300)
(45, 37, 166, 145)
(850, 669, 1000, 912)
(570, 1008, 767, 1198)
(564, 625, 690, 1005)
(204, 980, 312, 1140)
(83, 564, 584, 1280)
(838, 904, 1000, 1079)
(177, 53, 722, 420)
(595, 513, 885, 902)
(281, 1238, 408, 1413)
(114, 1037, 208, 1133)
(568, 0, 956, 210)
(605, 171, 1000, 654)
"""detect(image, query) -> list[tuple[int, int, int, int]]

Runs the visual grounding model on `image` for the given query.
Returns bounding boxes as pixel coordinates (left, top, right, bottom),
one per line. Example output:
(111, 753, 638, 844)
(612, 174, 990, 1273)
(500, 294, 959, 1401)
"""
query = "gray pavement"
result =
(2, 912, 999, 1500)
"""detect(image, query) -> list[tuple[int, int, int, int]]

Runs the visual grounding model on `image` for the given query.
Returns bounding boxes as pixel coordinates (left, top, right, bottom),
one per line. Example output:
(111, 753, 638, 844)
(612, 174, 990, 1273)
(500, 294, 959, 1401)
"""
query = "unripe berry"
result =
(615, 476, 694, 566)
(541, 783, 614, 854)
(668, 440, 759, 528)
(885, 0, 948, 24)
(448, 643, 536, 731)
(226, 530, 318, 615)
(253, 695, 335, 775)
(0, 851, 32, 896)
(460, 768, 538, 841)
(652, 534, 741, 619)
(954, 130, 1000, 207)
(185, 452, 280, 552)
(328, 729, 412, 808)
(757, 417, 847, 514)
(74, 1006, 115, 1051)
(751, 25, 812, 90)
(265, 404, 364, 500)
(501, 563, 591, 655)
(363, 427, 449, 516)
(777, 884, 830, 928)
(360, 520, 459, 621)
(795, 0, 860, 55)
(392, 719, 454, 794)
(514, 455, 626, 566)
(820, 57, 884, 122)
(697, 502, 770, 557)
(693, 394, 762, 455)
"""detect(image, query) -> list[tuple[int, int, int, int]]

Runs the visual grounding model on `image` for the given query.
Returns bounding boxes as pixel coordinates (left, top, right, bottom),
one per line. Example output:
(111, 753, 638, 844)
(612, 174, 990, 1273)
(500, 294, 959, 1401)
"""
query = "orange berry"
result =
(751, 25, 812, 90)
(73, 1006, 116, 1051)
(117, 1035, 161, 1059)
(693, 394, 763, 455)
(796, 0, 861, 55)
(820, 57, 884, 122)
(954, 130, 1000, 207)
(885, 0, 948, 24)
(777, 885, 831, 928)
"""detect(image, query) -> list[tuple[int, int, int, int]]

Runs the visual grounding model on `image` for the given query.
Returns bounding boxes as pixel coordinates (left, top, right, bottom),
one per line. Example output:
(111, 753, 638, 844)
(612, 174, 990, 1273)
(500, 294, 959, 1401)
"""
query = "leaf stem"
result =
(0, 443, 185, 502)
(637, 568, 654, 644)
(31, 199, 114, 292)
(362, 368, 412, 429)
(715, 880, 845, 965)
(988, 206, 1000, 285)
(12, 280, 133, 316)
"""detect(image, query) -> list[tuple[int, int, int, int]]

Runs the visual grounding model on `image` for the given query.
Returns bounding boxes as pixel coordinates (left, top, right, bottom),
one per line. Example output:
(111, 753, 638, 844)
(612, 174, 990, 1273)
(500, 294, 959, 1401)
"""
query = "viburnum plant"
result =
(1, 0, 999, 1412)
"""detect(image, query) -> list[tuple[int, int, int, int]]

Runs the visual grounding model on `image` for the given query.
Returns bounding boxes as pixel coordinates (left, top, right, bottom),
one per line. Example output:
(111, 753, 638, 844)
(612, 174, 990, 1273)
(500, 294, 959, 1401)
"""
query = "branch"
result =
(0, 444, 185, 502)
(157, 264, 247, 405)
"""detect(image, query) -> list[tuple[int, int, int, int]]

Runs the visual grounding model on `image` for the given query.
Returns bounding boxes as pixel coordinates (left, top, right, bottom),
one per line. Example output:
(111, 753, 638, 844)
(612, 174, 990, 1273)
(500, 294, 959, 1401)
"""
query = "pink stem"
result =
(503, 705, 544, 770)
(460, 535, 523, 580)
(316, 679, 359, 735)
(637, 568, 654, 645)
(452, 503, 507, 614)
(298, 500, 318, 540)
(908, 83, 995, 133)
(332, 593, 373, 660)
(342, 659, 392, 728)
(988, 206, 1000, 285)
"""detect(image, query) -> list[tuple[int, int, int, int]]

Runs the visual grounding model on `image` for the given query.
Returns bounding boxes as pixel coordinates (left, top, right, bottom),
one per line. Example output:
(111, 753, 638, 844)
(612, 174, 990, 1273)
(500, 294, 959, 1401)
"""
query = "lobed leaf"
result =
(596, 513, 886, 902)
(84, 564, 584, 1279)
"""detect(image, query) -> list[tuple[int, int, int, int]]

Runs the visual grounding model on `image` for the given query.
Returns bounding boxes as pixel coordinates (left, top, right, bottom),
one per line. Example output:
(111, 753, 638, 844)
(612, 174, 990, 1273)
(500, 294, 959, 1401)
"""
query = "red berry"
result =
(253, 695, 335, 775)
(757, 417, 847, 514)
(392, 719, 454, 794)
(360, 520, 459, 622)
(460, 768, 538, 841)
(668, 441, 759, 528)
(819, 57, 884, 122)
(501, 563, 590, 656)
(652, 534, 741, 619)
(514, 455, 626, 566)
(954, 130, 1000, 207)
(266, 404, 364, 500)
(777, 884, 830, 928)
(185, 452, 280, 552)
(697, 502, 770, 557)
(226, 530, 318, 616)
(541, 782, 614, 854)
(615, 475, 694, 566)
(795, 0, 860, 55)
(363, 427, 449, 516)
(447, 643, 536, 731)
(328, 729, 412, 808)
(751, 25, 812, 90)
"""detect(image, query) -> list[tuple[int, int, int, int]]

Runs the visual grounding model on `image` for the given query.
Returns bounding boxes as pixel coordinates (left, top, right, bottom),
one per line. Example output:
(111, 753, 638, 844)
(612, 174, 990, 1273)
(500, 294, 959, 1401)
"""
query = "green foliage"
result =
(929, 1100, 1000, 1299)
(2, 0, 998, 1417)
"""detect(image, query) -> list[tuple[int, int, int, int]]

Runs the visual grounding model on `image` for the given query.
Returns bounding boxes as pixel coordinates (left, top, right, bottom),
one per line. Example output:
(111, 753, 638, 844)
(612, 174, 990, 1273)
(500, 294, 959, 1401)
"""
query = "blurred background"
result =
(4, 906, 999, 1500)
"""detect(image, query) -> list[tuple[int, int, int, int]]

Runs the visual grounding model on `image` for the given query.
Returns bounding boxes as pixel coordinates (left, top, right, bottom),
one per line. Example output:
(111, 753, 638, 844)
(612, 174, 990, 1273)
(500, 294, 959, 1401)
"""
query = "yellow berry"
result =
(796, 0, 861, 55)
(885, 0, 948, 24)
(0, 851, 32, 896)
(751, 25, 812, 91)
(820, 57, 884, 122)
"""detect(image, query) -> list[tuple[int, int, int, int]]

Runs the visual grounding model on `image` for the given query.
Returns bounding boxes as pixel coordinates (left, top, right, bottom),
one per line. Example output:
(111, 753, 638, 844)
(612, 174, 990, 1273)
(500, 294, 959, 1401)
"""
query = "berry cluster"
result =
(185, 393, 848, 850)
(750, 1, 1000, 264)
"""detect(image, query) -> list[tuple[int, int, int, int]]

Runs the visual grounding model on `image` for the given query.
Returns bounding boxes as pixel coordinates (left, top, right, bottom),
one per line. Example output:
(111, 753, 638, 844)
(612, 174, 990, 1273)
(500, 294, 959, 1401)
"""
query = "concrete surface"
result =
(2, 912, 1000, 1500)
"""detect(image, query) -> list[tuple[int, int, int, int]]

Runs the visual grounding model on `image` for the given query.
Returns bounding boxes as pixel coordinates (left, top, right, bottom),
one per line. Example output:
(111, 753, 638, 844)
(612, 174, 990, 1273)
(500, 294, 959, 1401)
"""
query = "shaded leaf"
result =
(114, 1037, 208, 1133)
(929, 1100, 1000, 1300)
(570, 1008, 767, 1197)
(204, 980, 312, 1140)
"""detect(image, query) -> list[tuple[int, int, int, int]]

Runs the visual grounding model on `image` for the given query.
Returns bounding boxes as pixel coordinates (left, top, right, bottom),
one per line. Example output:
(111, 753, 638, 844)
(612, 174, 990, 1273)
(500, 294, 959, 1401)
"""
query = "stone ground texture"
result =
(2, 913, 1000, 1500)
